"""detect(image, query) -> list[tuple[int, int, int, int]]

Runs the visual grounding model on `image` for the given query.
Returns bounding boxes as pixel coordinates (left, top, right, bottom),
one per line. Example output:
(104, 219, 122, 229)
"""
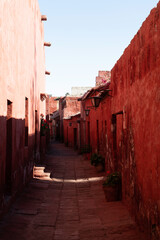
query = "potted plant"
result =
(90, 153, 105, 172)
(103, 171, 121, 201)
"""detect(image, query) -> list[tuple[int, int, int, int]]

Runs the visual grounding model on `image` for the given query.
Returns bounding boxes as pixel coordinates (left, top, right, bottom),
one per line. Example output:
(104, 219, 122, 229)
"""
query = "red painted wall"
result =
(49, 97, 59, 114)
(110, 1, 160, 236)
(0, 0, 46, 215)
(64, 97, 81, 118)
(77, 2, 160, 237)
(59, 96, 80, 141)
(63, 115, 80, 148)
(80, 96, 111, 165)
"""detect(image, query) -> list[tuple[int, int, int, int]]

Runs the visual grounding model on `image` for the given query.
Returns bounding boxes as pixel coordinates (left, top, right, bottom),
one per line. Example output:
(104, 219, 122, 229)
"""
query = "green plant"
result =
(103, 171, 121, 187)
(90, 153, 105, 167)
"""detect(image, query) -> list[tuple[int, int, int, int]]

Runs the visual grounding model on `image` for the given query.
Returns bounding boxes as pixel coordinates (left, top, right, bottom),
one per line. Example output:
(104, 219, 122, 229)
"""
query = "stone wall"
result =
(71, 87, 92, 96)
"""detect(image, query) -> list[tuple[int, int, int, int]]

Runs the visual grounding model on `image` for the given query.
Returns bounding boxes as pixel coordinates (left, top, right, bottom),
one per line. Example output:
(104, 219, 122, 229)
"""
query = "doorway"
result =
(5, 100, 12, 195)
(97, 120, 99, 152)
(35, 110, 38, 158)
(112, 111, 123, 171)
(87, 121, 90, 146)
(112, 111, 123, 200)
(74, 128, 77, 149)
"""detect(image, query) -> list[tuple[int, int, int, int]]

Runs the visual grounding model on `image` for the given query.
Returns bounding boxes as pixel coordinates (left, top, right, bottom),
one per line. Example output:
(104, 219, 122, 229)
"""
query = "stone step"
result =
(33, 171, 51, 178)
(33, 165, 51, 178)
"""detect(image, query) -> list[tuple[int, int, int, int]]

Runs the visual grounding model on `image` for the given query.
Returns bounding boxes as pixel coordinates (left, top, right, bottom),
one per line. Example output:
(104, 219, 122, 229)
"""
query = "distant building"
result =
(71, 87, 92, 97)
(47, 96, 59, 140)
(49, 97, 59, 114)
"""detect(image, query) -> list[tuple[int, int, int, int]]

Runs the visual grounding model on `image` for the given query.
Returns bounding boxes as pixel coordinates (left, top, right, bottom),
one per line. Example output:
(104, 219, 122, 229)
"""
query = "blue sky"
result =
(38, 0, 159, 96)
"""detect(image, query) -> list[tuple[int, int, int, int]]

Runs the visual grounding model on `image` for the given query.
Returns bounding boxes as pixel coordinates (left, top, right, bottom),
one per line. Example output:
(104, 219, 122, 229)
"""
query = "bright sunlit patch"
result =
(33, 166, 105, 183)
(36, 176, 105, 183)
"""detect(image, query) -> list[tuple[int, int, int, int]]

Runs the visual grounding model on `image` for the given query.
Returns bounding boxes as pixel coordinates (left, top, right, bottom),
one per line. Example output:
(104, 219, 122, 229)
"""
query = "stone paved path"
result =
(0, 142, 148, 240)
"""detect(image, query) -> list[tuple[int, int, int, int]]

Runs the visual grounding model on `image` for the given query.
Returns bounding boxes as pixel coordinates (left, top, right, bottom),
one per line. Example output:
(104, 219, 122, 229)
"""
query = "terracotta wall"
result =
(63, 116, 80, 148)
(64, 97, 81, 118)
(80, 96, 111, 163)
(49, 97, 59, 114)
(59, 96, 80, 141)
(0, 0, 46, 215)
(76, 2, 160, 237)
(110, 1, 160, 236)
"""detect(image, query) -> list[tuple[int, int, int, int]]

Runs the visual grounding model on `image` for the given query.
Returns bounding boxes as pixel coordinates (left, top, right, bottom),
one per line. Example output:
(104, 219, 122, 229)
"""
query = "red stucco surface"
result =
(58, 96, 80, 141)
(63, 97, 81, 118)
(63, 115, 80, 148)
(0, 0, 46, 216)
(49, 97, 59, 114)
(109, 2, 160, 235)
(70, 2, 160, 238)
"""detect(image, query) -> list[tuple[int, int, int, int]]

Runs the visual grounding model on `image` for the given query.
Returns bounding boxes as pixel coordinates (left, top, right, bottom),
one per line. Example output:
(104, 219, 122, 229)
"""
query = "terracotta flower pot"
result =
(103, 185, 119, 202)
(95, 164, 104, 172)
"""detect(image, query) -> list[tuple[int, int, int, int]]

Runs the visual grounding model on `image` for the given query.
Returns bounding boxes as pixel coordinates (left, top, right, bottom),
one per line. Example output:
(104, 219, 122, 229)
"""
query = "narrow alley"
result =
(0, 142, 147, 240)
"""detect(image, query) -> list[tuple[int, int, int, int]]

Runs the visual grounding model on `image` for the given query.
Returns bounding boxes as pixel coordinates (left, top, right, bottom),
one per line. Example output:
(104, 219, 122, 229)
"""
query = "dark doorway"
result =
(105, 120, 107, 145)
(66, 127, 68, 146)
(5, 100, 13, 195)
(112, 111, 123, 171)
(25, 97, 28, 147)
(97, 120, 99, 152)
(35, 110, 38, 157)
(87, 121, 90, 146)
(74, 128, 77, 149)
(55, 117, 60, 140)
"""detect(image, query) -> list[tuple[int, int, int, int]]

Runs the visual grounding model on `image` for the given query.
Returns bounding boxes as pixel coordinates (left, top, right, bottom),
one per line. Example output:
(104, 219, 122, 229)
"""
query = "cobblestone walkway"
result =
(0, 142, 148, 240)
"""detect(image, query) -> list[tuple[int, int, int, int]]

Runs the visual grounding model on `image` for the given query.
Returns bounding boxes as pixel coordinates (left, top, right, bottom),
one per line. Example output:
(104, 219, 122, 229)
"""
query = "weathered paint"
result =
(49, 97, 59, 114)
(80, 94, 112, 165)
(59, 96, 80, 141)
(75, 2, 160, 238)
(0, 0, 46, 216)
(63, 115, 80, 149)
(110, 2, 160, 237)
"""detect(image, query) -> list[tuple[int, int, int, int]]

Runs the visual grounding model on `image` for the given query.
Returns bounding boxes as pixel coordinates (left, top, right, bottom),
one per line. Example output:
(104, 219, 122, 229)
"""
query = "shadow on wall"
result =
(0, 115, 42, 218)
